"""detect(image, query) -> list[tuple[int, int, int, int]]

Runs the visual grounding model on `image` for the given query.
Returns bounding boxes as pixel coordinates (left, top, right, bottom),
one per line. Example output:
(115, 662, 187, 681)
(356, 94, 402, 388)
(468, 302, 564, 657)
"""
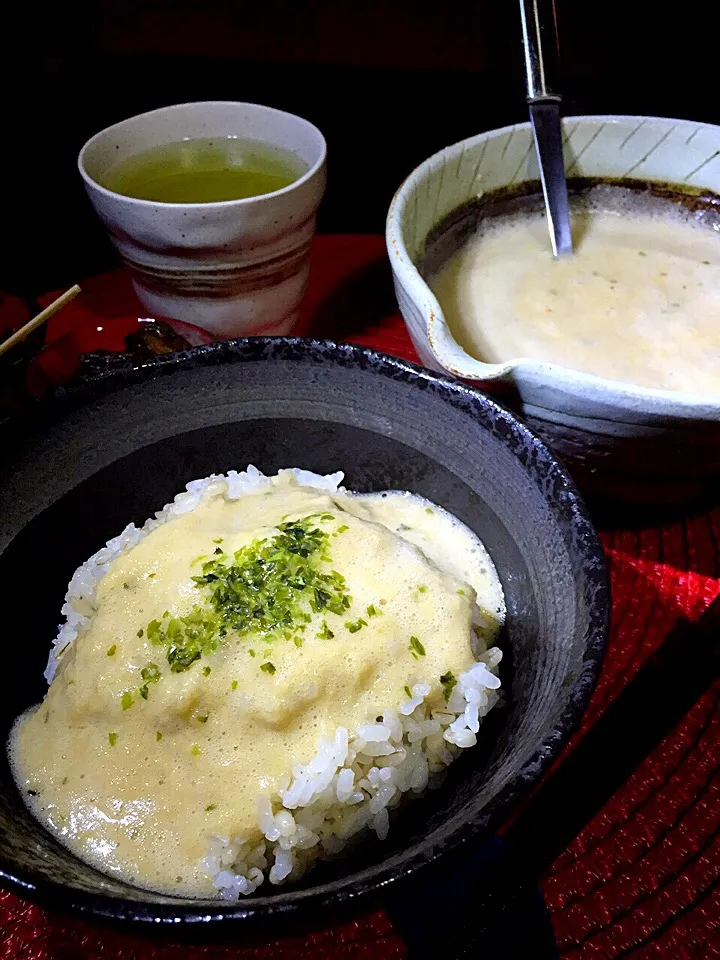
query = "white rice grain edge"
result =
(45, 466, 503, 898)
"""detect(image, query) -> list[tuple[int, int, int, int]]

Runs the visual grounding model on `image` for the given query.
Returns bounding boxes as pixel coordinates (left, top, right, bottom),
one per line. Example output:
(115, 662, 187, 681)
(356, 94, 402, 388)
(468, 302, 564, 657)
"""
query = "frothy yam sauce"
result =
(431, 207, 720, 393)
(11, 481, 503, 897)
(341, 491, 504, 647)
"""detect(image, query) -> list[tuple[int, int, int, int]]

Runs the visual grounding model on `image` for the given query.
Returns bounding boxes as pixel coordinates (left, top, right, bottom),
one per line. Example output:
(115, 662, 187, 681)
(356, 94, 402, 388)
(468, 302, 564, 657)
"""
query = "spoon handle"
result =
(520, 0, 572, 257)
(520, 0, 562, 102)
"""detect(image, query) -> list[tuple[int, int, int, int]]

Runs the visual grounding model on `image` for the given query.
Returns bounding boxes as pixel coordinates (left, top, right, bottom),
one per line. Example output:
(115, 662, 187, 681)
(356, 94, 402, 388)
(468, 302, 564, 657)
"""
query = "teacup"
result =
(79, 101, 326, 338)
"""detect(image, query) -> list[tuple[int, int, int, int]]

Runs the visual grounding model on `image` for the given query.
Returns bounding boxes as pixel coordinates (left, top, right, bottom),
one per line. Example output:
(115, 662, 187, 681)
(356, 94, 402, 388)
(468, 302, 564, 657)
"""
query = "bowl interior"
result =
(418, 176, 720, 288)
(0, 340, 607, 930)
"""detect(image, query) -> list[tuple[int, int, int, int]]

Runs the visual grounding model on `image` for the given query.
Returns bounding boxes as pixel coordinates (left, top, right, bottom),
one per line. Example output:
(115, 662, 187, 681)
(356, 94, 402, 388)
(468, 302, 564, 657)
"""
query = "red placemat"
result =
(2, 237, 720, 957)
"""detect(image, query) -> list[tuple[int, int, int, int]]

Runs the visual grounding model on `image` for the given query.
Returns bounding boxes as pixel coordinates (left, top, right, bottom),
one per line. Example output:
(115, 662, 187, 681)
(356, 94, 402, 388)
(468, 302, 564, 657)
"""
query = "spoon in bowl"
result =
(519, 0, 573, 257)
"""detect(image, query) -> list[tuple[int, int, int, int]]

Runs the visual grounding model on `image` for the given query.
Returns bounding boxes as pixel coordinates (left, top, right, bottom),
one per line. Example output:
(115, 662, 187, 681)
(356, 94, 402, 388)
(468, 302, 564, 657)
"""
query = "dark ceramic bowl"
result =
(0, 339, 608, 936)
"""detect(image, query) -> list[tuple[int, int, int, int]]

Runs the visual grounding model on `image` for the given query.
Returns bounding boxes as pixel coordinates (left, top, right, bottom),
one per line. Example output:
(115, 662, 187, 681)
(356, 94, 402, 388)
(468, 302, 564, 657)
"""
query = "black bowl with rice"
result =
(0, 339, 608, 937)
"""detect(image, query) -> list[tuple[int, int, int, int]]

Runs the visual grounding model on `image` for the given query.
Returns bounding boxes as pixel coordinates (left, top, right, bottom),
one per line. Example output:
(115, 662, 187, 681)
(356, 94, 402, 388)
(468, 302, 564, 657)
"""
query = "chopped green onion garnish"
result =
(418, 585, 427, 593)
(409, 635, 426, 658)
(138, 662, 161, 700)
(336, 524, 349, 534)
(138, 518, 352, 690)
(403, 685, 412, 698)
(260, 662, 276, 675)
(366, 604, 381, 617)
(440, 671, 457, 700)
(191, 744, 201, 756)
(457, 588, 465, 596)
(212, 538, 223, 544)
(108, 732, 118, 747)
(120, 691, 133, 710)
(141, 663, 161, 682)
(205, 803, 217, 812)
(156, 731, 162, 741)
(106, 645, 116, 657)
(317, 622, 334, 640)
(345, 617, 368, 634)
(137, 628, 144, 638)
(231, 680, 238, 690)
(203, 666, 211, 677)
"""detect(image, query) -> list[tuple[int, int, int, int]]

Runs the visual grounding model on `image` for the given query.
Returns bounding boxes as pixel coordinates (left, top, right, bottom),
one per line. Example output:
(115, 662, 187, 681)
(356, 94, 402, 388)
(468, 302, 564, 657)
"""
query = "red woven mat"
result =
(2, 237, 720, 957)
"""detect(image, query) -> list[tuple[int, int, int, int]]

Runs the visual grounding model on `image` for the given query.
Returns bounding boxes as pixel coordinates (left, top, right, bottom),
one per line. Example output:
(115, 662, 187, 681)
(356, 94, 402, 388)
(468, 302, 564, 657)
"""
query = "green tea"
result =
(101, 137, 307, 203)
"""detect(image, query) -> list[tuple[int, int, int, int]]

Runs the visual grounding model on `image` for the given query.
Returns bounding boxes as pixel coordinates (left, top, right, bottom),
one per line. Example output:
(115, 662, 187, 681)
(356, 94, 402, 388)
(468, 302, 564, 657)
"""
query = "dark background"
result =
(2, 0, 718, 300)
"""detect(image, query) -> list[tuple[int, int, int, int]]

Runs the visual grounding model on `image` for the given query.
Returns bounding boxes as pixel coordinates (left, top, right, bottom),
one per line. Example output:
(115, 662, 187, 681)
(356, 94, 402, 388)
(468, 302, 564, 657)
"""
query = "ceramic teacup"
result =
(79, 101, 326, 338)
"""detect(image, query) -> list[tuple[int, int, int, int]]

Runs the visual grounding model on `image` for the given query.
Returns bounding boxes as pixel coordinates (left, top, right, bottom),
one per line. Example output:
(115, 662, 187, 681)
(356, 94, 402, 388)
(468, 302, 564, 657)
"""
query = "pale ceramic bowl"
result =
(79, 102, 326, 338)
(386, 115, 720, 506)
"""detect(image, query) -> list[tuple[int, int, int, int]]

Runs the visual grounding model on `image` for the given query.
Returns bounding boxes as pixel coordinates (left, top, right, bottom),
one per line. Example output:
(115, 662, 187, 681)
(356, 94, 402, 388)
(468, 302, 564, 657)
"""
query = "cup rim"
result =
(77, 100, 327, 209)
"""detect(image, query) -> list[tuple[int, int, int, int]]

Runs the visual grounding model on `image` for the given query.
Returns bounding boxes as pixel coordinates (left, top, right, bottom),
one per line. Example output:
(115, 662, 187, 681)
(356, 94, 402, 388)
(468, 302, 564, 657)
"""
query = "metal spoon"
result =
(519, 0, 573, 257)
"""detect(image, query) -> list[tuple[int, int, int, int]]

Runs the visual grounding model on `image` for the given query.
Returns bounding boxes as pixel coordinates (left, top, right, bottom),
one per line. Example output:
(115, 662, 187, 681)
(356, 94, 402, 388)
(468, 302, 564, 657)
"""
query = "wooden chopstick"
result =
(0, 284, 82, 359)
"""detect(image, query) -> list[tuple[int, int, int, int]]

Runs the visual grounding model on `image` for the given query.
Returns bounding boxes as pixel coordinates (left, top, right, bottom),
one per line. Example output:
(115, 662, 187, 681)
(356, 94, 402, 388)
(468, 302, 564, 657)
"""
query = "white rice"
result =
(46, 466, 502, 898)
